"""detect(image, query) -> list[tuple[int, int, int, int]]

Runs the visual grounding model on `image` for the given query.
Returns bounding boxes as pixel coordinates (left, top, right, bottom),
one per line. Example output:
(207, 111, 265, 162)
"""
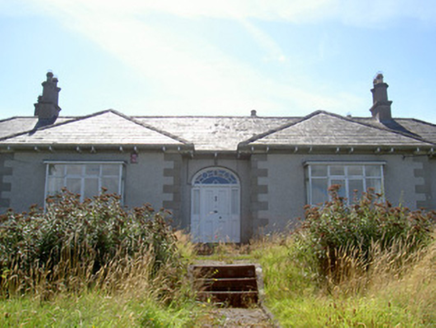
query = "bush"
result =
(297, 185, 435, 281)
(0, 189, 181, 297)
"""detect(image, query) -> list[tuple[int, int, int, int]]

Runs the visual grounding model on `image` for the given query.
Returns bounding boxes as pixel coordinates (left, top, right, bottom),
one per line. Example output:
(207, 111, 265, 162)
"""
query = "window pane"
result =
(67, 165, 82, 175)
(347, 165, 363, 176)
(312, 178, 328, 204)
(330, 179, 346, 198)
(348, 179, 364, 202)
(47, 177, 65, 195)
(66, 178, 81, 194)
(86, 164, 100, 176)
(102, 165, 120, 176)
(365, 165, 381, 177)
(366, 178, 382, 193)
(49, 164, 65, 177)
(330, 165, 344, 176)
(46, 163, 124, 204)
(102, 177, 119, 194)
(311, 165, 327, 177)
(84, 178, 99, 199)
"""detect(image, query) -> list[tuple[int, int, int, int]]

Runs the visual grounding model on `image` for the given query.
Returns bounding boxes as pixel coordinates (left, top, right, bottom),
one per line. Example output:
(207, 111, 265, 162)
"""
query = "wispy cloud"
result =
(8, 0, 433, 116)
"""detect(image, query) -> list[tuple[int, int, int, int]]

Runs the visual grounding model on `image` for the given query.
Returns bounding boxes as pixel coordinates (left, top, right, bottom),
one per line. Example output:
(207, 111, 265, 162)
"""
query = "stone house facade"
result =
(1, 73, 435, 242)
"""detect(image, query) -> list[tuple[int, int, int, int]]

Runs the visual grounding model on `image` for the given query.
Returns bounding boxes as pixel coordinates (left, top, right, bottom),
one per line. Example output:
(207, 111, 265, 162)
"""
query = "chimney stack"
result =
(251, 109, 257, 117)
(370, 73, 392, 122)
(34, 72, 61, 126)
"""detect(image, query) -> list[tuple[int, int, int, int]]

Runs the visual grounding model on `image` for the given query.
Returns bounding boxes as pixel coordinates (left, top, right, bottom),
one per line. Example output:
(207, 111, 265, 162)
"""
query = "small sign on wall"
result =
(130, 152, 138, 164)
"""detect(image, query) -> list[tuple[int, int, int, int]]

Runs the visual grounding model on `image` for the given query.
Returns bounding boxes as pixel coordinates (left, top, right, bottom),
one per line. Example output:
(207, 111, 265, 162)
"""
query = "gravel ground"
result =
(202, 307, 275, 327)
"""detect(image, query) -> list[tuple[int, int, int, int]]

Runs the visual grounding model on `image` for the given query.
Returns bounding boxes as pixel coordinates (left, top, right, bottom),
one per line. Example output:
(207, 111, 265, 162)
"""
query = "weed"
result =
(296, 186, 434, 282)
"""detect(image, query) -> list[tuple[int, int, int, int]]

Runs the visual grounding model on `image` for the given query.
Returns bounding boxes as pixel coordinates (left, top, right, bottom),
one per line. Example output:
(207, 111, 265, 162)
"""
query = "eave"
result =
(0, 143, 195, 154)
(237, 143, 435, 156)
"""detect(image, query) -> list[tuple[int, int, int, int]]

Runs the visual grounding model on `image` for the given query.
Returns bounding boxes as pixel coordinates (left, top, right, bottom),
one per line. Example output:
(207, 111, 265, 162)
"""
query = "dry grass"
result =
(0, 235, 207, 327)
(246, 230, 436, 327)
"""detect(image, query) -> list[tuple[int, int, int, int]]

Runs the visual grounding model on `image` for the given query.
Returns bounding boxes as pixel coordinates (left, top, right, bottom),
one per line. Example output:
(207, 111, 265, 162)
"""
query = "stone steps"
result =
(191, 264, 260, 308)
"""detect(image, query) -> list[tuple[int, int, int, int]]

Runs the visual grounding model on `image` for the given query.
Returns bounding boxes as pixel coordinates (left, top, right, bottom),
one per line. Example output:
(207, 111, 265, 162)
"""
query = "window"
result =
(45, 162, 124, 202)
(306, 162, 384, 205)
(193, 169, 238, 185)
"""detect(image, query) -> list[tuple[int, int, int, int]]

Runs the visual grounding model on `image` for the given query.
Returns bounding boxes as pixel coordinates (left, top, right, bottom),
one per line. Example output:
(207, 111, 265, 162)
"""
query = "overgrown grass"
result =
(1, 189, 435, 327)
(0, 245, 212, 327)
(0, 290, 207, 327)
(246, 188, 436, 327)
(0, 191, 213, 327)
(249, 231, 436, 327)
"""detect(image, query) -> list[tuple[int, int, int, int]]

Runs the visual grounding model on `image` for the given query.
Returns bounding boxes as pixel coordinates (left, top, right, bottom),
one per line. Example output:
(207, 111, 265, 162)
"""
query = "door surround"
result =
(190, 167, 241, 243)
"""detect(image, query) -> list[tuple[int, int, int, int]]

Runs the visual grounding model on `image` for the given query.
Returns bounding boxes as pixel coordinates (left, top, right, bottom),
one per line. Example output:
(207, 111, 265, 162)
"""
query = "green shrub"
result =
(297, 185, 435, 281)
(0, 189, 181, 296)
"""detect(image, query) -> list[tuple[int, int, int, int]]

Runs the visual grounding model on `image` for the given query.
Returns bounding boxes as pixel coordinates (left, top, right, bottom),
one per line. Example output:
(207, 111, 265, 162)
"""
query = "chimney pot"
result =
(251, 110, 257, 117)
(373, 73, 384, 85)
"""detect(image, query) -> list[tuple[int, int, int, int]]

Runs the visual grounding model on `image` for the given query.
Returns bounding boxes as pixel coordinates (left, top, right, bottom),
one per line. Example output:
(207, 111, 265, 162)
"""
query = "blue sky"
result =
(1, 0, 435, 123)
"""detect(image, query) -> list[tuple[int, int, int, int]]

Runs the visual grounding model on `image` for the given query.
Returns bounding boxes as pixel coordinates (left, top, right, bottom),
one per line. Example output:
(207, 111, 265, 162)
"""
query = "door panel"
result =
(193, 186, 240, 243)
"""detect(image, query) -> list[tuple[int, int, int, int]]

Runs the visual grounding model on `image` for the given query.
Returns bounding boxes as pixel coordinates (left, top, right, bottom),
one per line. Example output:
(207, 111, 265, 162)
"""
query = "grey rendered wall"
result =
(413, 156, 436, 210)
(0, 153, 14, 212)
(257, 153, 434, 235)
(0, 150, 171, 216)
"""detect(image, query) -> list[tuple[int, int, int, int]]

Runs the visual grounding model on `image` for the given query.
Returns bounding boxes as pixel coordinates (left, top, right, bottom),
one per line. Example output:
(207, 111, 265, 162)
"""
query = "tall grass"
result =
(1, 188, 435, 326)
(0, 190, 208, 327)
(247, 186, 436, 328)
(249, 231, 436, 327)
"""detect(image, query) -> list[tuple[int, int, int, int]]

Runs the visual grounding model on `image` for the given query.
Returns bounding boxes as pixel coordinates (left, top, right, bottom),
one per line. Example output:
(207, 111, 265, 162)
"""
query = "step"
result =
(191, 264, 260, 308)
(191, 264, 257, 279)
(197, 290, 259, 308)
(196, 277, 258, 291)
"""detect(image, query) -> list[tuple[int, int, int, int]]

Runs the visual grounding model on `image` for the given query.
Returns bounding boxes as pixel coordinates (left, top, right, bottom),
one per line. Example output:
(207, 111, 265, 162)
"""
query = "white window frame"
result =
(44, 161, 125, 203)
(305, 161, 385, 205)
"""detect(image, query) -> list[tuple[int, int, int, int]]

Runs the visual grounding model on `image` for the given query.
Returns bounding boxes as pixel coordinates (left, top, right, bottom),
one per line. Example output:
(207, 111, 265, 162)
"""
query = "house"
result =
(1, 72, 435, 243)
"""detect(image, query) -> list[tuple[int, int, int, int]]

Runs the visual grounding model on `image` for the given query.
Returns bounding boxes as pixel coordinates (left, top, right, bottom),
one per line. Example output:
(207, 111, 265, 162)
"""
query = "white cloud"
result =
(13, 0, 433, 116)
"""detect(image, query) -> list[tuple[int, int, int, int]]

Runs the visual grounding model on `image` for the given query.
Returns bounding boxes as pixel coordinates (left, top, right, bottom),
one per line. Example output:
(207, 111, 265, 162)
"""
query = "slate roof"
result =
(1, 109, 435, 151)
(136, 116, 296, 151)
(0, 111, 188, 147)
(0, 117, 71, 139)
(244, 111, 435, 148)
(354, 117, 436, 144)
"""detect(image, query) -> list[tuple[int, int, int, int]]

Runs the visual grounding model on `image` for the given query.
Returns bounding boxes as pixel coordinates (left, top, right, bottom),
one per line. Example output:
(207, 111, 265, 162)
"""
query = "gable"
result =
(0, 111, 187, 146)
(244, 111, 434, 148)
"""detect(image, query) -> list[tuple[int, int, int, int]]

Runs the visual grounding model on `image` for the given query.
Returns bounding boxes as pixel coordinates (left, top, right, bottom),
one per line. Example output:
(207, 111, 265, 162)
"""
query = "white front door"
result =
(191, 168, 240, 243)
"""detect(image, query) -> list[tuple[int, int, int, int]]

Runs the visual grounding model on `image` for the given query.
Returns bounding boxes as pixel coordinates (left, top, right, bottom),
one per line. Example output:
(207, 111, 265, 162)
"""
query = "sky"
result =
(1, 0, 435, 123)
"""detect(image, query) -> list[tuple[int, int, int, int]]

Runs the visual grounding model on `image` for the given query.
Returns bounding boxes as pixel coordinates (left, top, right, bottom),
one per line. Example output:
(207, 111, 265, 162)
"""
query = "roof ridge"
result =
(345, 116, 436, 145)
(107, 109, 192, 145)
(0, 109, 192, 145)
(397, 117, 436, 128)
(0, 110, 124, 142)
(135, 115, 300, 119)
(239, 110, 328, 145)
